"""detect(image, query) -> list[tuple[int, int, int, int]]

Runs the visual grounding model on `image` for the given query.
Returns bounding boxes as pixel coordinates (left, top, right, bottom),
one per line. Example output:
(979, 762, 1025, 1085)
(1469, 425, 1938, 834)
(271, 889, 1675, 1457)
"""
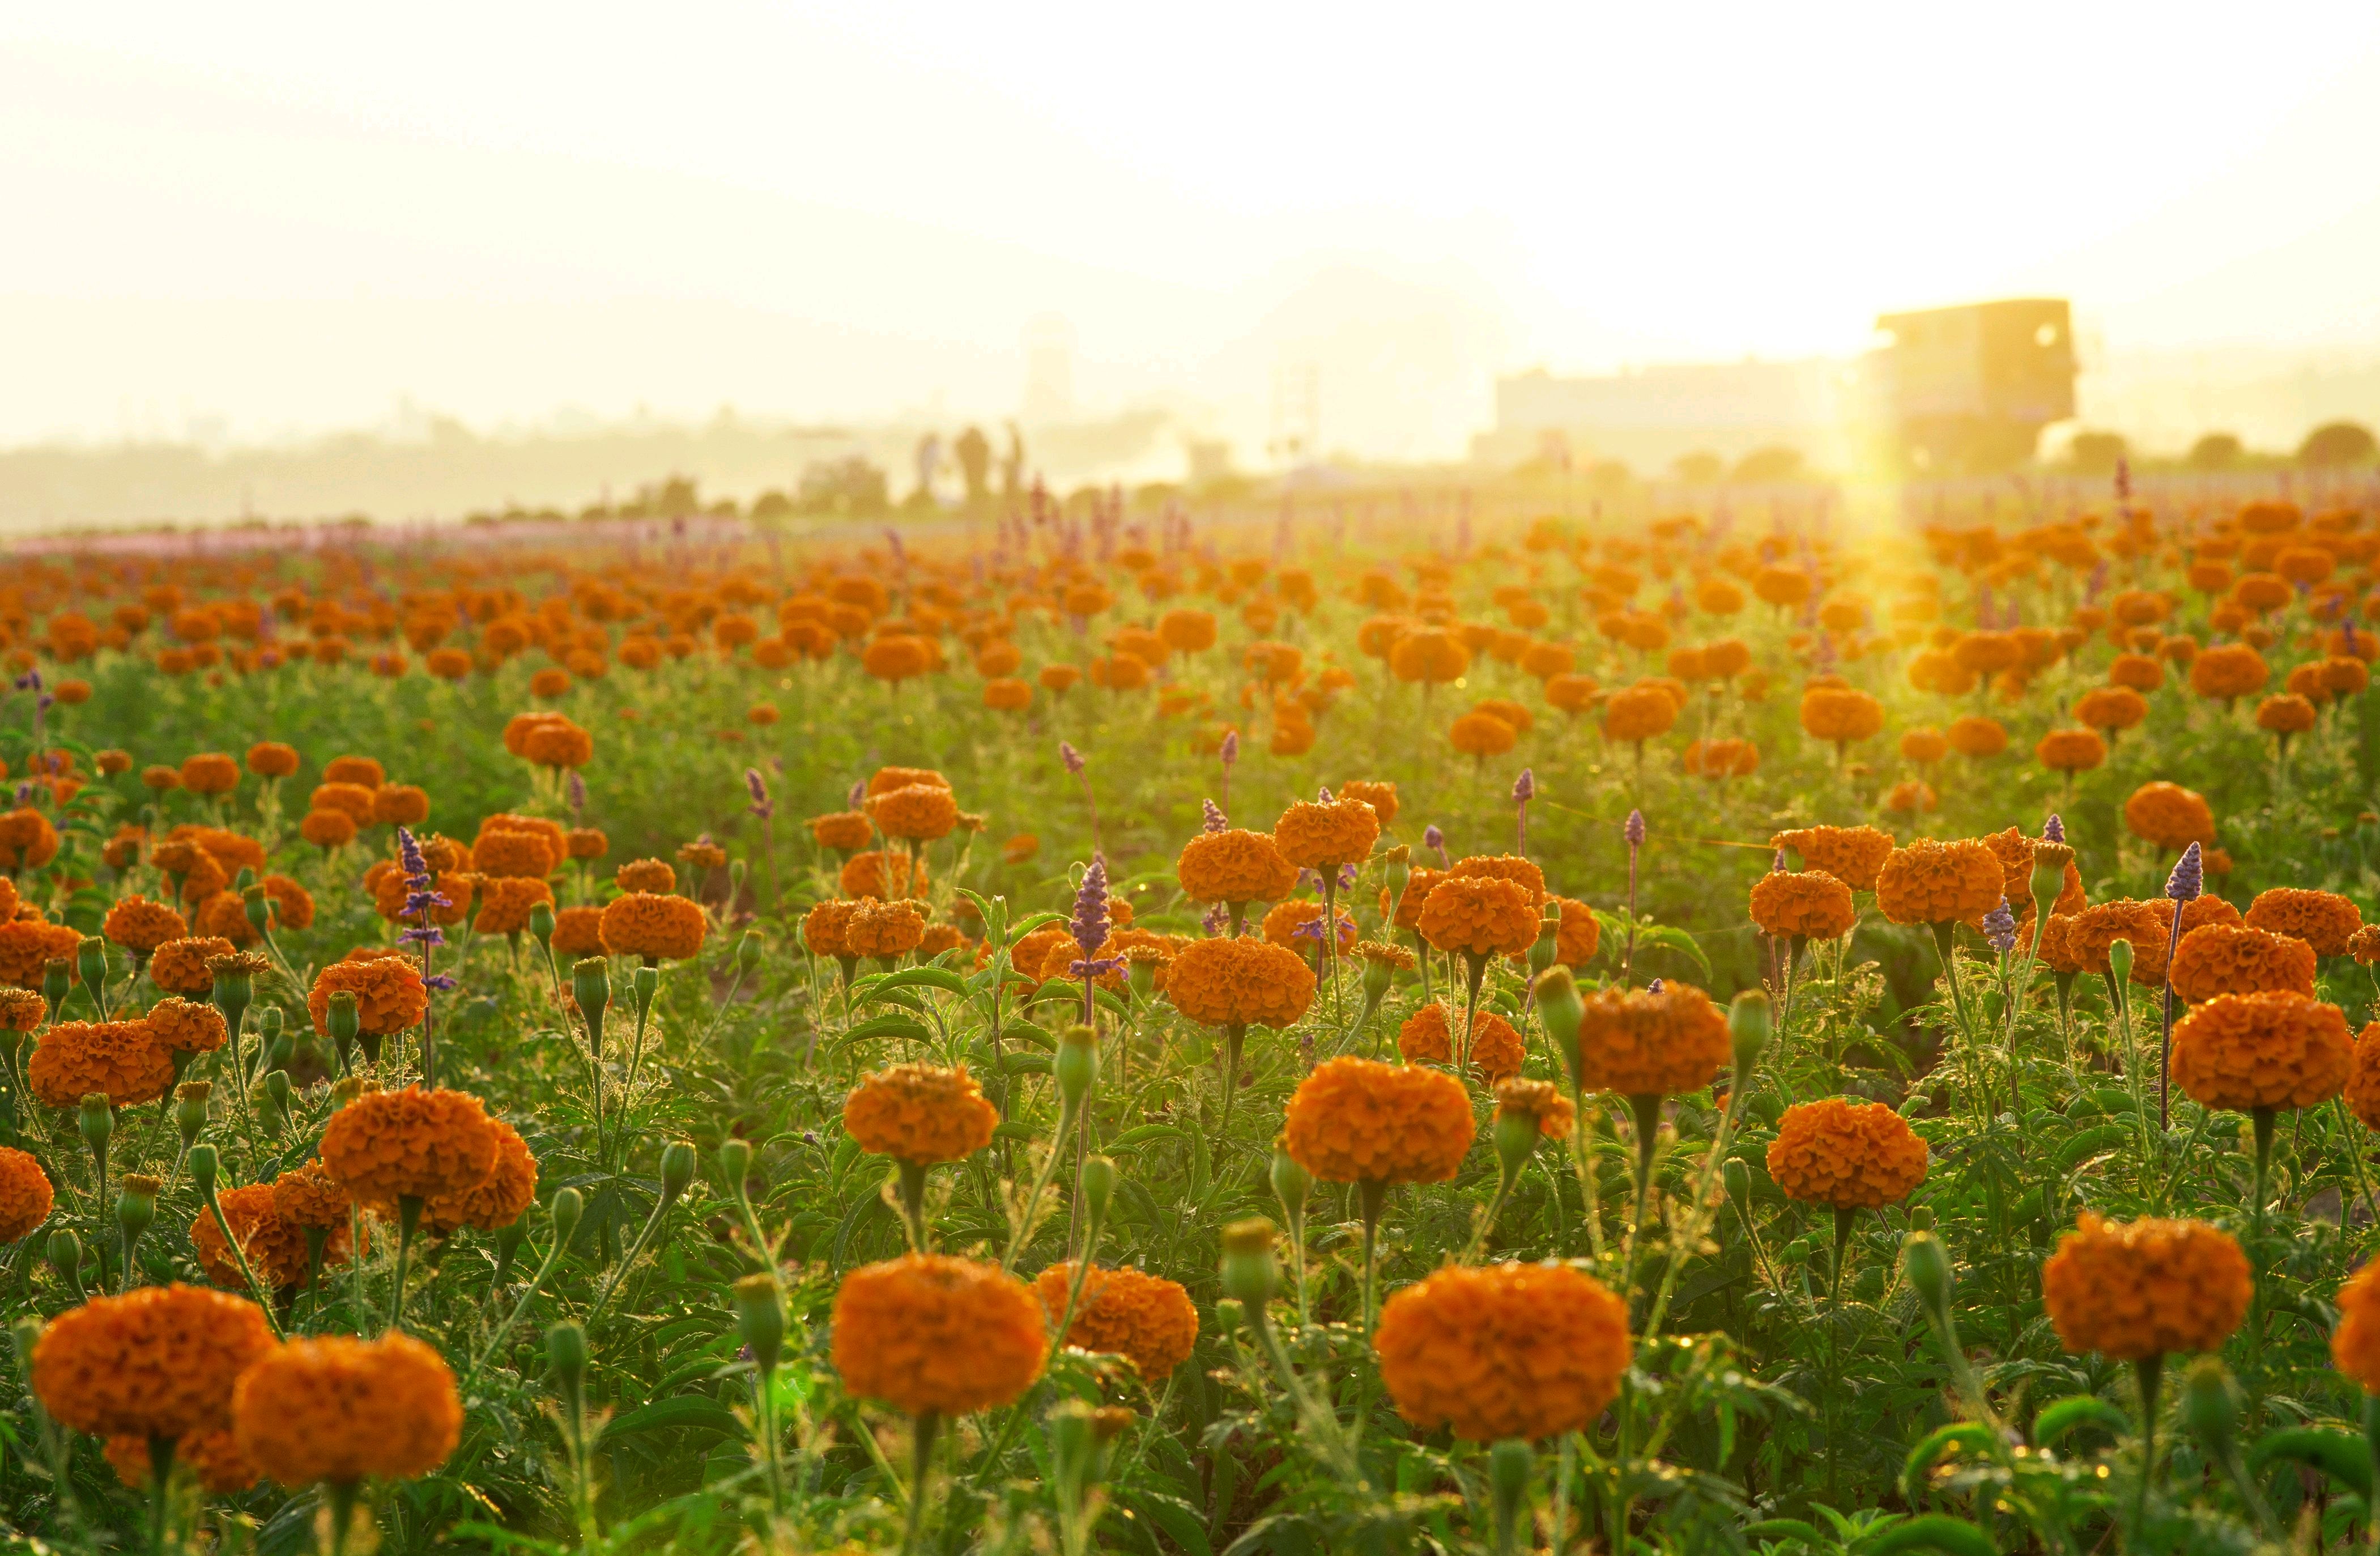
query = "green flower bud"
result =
(264, 1070, 292, 1124)
(1527, 910, 1561, 975)
(546, 1320, 589, 1414)
(1902, 1230, 1953, 1315)
(186, 1143, 220, 1197)
(326, 989, 360, 1069)
(734, 1272, 785, 1376)
(1127, 956, 1157, 1000)
(1212, 1296, 1244, 1336)
(572, 958, 611, 1057)
(46, 1228, 83, 1295)
(632, 964, 660, 1019)
(77, 1092, 112, 1181)
(492, 1218, 527, 1286)
(659, 1140, 698, 1206)
(1219, 1218, 1278, 1310)
(75, 937, 108, 1006)
(174, 1082, 211, 1150)
(1492, 1107, 1541, 1181)
(2182, 1357, 2239, 1455)
(736, 930, 763, 977)
(1056, 1023, 1099, 1113)
(1268, 1142, 1312, 1221)
(550, 1186, 585, 1245)
(1728, 989, 1772, 1078)
(42, 958, 70, 1022)
(2107, 937, 2133, 988)
(1721, 1157, 1751, 1205)
(719, 1138, 753, 1197)
(1383, 845, 1411, 909)
(1534, 967, 1584, 1086)
(116, 1173, 159, 1243)
(1080, 1155, 1118, 1226)
(242, 885, 270, 933)
(529, 902, 556, 946)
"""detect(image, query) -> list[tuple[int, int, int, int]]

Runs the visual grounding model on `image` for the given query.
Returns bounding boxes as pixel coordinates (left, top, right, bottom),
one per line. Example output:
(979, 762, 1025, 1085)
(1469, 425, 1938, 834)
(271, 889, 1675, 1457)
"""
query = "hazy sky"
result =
(7, 3, 2380, 457)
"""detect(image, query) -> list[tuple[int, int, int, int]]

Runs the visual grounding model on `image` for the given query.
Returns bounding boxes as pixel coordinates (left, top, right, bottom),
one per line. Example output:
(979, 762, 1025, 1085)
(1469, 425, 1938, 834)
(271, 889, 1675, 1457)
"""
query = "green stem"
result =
(901, 1412, 942, 1556)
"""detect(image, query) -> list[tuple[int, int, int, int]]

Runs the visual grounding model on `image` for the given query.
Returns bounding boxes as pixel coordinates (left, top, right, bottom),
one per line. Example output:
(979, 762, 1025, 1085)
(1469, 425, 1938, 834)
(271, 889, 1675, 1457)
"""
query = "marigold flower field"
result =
(7, 490, 2380, 1553)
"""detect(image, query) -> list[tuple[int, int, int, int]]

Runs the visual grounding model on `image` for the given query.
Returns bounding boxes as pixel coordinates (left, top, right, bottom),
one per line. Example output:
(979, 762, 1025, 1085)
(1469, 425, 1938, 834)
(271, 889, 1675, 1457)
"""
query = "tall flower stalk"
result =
(393, 827, 458, 1086)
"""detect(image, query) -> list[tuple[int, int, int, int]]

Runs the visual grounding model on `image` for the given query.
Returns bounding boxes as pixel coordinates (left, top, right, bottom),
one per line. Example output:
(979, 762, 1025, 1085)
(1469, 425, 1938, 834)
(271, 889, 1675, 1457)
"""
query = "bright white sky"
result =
(6, 3, 2380, 456)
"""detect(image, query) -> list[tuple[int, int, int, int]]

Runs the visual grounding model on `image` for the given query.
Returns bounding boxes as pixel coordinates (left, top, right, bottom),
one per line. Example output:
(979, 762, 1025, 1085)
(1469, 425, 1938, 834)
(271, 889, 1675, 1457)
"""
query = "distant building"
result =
(1864, 298, 2075, 472)
(1476, 359, 1842, 474)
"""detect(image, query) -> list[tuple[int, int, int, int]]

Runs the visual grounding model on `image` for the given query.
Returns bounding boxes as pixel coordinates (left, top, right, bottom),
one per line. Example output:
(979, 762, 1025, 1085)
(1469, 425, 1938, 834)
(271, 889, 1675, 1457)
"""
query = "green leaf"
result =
(1116, 1489, 1214, 1556)
(1899, 1422, 1997, 1500)
(1007, 911, 1067, 944)
(1743, 1518, 1828, 1548)
(835, 1014, 932, 1045)
(2250, 1425, 2373, 1496)
(1002, 1052, 1053, 1076)
(2032, 1395, 2128, 1447)
(1106, 1124, 1188, 1149)
(854, 966, 970, 1000)
(1863, 1515, 1995, 1556)
(600, 1395, 743, 1442)
(1002, 1020, 1057, 1051)
(992, 1121, 1038, 1142)
(2054, 1124, 2132, 1172)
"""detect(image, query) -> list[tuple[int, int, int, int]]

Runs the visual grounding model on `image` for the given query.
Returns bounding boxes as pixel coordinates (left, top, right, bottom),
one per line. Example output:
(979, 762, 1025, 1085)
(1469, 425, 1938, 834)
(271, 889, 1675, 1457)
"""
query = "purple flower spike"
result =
(1220, 730, 1238, 768)
(1772, 849, 1786, 872)
(1423, 824, 1448, 868)
(1338, 862, 1358, 889)
(1202, 902, 1230, 937)
(1512, 768, 1535, 804)
(745, 767, 773, 820)
(1646, 978, 1663, 993)
(567, 770, 587, 813)
(1202, 798, 1228, 833)
(2166, 841, 2203, 902)
(1061, 741, 1085, 776)
(1625, 809, 1646, 847)
(1317, 784, 1333, 802)
(2042, 814, 2065, 843)
(1071, 855, 1111, 956)
(1983, 899, 2017, 955)
(848, 780, 866, 810)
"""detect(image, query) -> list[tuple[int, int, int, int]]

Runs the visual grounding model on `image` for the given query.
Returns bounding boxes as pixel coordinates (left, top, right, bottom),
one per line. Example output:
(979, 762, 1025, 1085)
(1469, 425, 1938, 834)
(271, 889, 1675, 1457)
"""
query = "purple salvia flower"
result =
(1983, 899, 2017, 955)
(1646, 978, 1663, 993)
(423, 973, 459, 992)
(1423, 824, 1447, 868)
(1219, 730, 1238, 768)
(745, 767, 773, 820)
(2165, 841, 2203, 902)
(1625, 809, 1646, 847)
(1338, 862, 1358, 890)
(396, 826, 428, 879)
(1202, 798, 1228, 833)
(567, 770, 587, 814)
(1772, 849, 1786, 872)
(1512, 768, 1535, 804)
(1060, 741, 1085, 776)
(1317, 784, 1333, 802)
(1071, 855, 1111, 956)
(848, 780, 866, 810)
(2042, 814, 2066, 843)
(1202, 902, 1231, 937)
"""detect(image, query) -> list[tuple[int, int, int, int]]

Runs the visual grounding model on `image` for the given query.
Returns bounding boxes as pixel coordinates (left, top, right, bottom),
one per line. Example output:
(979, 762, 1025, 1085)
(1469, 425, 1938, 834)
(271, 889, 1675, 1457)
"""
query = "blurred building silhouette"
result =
(1477, 358, 1841, 472)
(1864, 298, 2075, 473)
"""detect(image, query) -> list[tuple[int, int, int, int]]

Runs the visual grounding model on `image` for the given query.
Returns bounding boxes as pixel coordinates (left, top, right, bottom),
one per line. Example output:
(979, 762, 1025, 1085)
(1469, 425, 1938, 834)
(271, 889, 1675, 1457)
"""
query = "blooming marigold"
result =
(2244, 887, 2363, 956)
(2190, 643, 2269, 702)
(1945, 715, 2009, 757)
(844, 1064, 998, 1165)
(1337, 779, 1399, 827)
(841, 848, 929, 900)
(2034, 728, 2107, 774)
(1374, 1262, 1630, 1442)
(0, 808, 60, 870)
(868, 783, 960, 842)
(2123, 781, 2216, 852)
(831, 1254, 1048, 1415)
(845, 898, 927, 960)
(808, 811, 875, 852)
(1164, 937, 1317, 1030)
(1261, 899, 1356, 960)
(2042, 1214, 2250, 1361)
(2171, 990, 2351, 1111)
(190, 1183, 314, 1290)
(0, 918, 81, 990)
(271, 1159, 355, 1233)
(2169, 923, 2317, 1003)
(1549, 896, 1600, 967)
(1799, 686, 1884, 749)
(423, 1117, 537, 1234)
(33, 1284, 275, 1439)
(297, 810, 356, 850)
(1034, 1262, 1200, 1379)
(1602, 684, 1677, 742)
(146, 995, 228, 1056)
(320, 1085, 501, 1207)
(245, 742, 299, 779)
(233, 1332, 461, 1486)
(1766, 1099, 1928, 1208)
(2334, 1258, 2380, 1393)
(1283, 1057, 1474, 1184)
(0, 1145, 54, 1241)
(598, 891, 708, 963)
(1874, 837, 2003, 926)
(105, 1428, 258, 1495)
(1974, 827, 2085, 927)
(1176, 829, 1298, 906)
(801, 900, 863, 962)
(1416, 875, 1540, 957)
(1577, 981, 1730, 1098)
(2067, 900, 2166, 983)
(1771, 826, 1894, 892)
(29, 1019, 174, 1108)
(1493, 1078, 1576, 1140)
(306, 955, 427, 1038)
(178, 753, 240, 796)
(474, 876, 555, 937)
(1448, 852, 1547, 907)
(1749, 869, 1855, 941)
(1273, 796, 1380, 870)
(1394, 1001, 1525, 1079)
(2345, 1022, 2380, 1130)
(102, 895, 188, 956)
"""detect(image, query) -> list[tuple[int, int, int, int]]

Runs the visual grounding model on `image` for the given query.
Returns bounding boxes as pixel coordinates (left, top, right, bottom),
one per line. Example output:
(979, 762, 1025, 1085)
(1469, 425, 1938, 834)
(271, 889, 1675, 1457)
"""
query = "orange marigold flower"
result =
(298, 810, 356, 850)
(2344, 1021, 2380, 1130)
(615, 858, 676, 894)
(2243, 887, 2364, 956)
(844, 1064, 998, 1165)
(1577, 981, 1730, 1098)
(102, 895, 188, 956)
(1448, 853, 1547, 907)
(2074, 686, 2147, 734)
(1176, 829, 1299, 905)
(1394, 1001, 1525, 1079)
(423, 1117, 536, 1234)
(802, 899, 863, 961)
(33, 1284, 276, 1440)
(1338, 780, 1399, 828)
(831, 1253, 1048, 1415)
(808, 811, 876, 852)
(29, 1019, 174, 1108)
(1874, 837, 2004, 926)
(2034, 728, 2106, 774)
(1799, 686, 1884, 748)
(179, 753, 240, 796)
(1766, 1098, 1928, 1208)
(105, 1428, 258, 1495)
(2170, 990, 2351, 1112)
(471, 828, 556, 880)
(146, 995, 228, 1056)
(1945, 715, 2009, 757)
(232, 1332, 461, 1486)
(841, 848, 929, 900)
(474, 876, 555, 937)
(845, 898, 927, 960)
(244, 742, 299, 779)
(0, 917, 80, 992)
(867, 766, 950, 798)
(1274, 796, 1381, 870)
(1492, 1078, 1576, 1140)
(1748, 869, 1856, 941)
(319, 1085, 501, 1206)
(1416, 875, 1540, 957)
(1601, 684, 1677, 742)
(371, 785, 430, 826)
(2332, 1257, 2380, 1393)
(1165, 937, 1317, 1030)
(190, 1183, 313, 1290)
(2256, 692, 2318, 736)
(2042, 1214, 2250, 1361)
(598, 891, 708, 963)
(1975, 827, 2085, 926)
(306, 955, 427, 1038)
(150, 936, 235, 998)
(1770, 826, 1894, 892)
(2124, 781, 2216, 852)
(549, 905, 605, 958)
(0, 1145, 55, 1241)
(565, 827, 608, 861)
(2190, 642, 2269, 702)
(1261, 899, 1355, 960)
(0, 809, 61, 871)
(270, 1159, 355, 1232)
(1034, 1262, 1200, 1379)
(868, 783, 960, 843)
(1374, 1261, 1630, 1442)
(1450, 711, 1517, 758)
(1283, 1057, 1474, 1184)
(2168, 924, 2317, 1003)
(1550, 896, 1600, 967)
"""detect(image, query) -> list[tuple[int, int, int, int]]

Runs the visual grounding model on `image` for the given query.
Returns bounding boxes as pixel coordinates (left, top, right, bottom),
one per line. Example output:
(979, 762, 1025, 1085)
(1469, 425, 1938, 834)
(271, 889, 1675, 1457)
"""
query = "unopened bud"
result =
(1269, 1141, 1312, 1221)
(41, 959, 69, 1020)
(46, 1228, 83, 1294)
(326, 989, 360, 1068)
(1056, 1024, 1099, 1112)
(632, 964, 659, 1018)
(2107, 938, 2134, 987)
(186, 1143, 220, 1197)
(75, 937, 108, 1003)
(77, 1093, 112, 1180)
(529, 902, 556, 946)
(1534, 967, 1583, 1085)
(1212, 1296, 1244, 1336)
(719, 1138, 753, 1197)
(242, 885, 270, 933)
(1527, 910, 1561, 975)
(2182, 1357, 2239, 1455)
(1219, 1218, 1278, 1310)
(736, 930, 763, 977)
(546, 1320, 588, 1414)
(659, 1140, 698, 1206)
(1079, 1155, 1117, 1226)
(1729, 989, 1772, 1077)
(174, 1082, 210, 1148)
(1903, 1230, 1953, 1314)
(1492, 1107, 1540, 1181)
(550, 1186, 585, 1244)
(572, 958, 611, 1058)
(734, 1273, 785, 1376)
(116, 1173, 159, 1243)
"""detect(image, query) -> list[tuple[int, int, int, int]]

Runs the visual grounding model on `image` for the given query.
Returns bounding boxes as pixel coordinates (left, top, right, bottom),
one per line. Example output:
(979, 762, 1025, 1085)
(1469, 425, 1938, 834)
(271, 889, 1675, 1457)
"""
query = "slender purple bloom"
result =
(1202, 798, 1228, 833)
(1511, 768, 1535, 804)
(1646, 978, 1663, 993)
(1625, 809, 1646, 847)
(1772, 848, 1786, 872)
(1061, 741, 1086, 776)
(744, 767, 774, 820)
(1071, 855, 1111, 957)
(1423, 824, 1447, 868)
(567, 770, 587, 815)
(1202, 902, 1231, 937)
(847, 780, 866, 810)
(1220, 730, 1238, 768)
(1338, 862, 1358, 890)
(1983, 899, 2017, 956)
(2042, 814, 2065, 843)
(2165, 841, 2203, 902)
